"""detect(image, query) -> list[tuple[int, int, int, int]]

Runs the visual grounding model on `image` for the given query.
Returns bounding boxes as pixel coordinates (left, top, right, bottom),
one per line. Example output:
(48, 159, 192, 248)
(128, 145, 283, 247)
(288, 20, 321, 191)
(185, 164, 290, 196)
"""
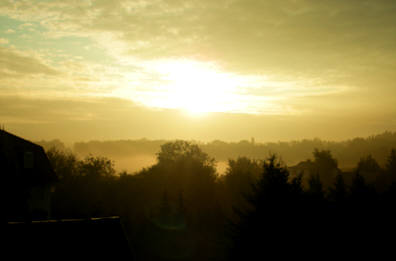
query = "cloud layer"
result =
(1, 0, 396, 140)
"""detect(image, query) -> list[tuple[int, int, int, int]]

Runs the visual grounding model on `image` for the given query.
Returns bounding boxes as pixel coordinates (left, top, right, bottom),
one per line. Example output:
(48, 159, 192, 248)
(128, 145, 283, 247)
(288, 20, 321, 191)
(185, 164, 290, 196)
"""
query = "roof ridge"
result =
(8, 216, 121, 225)
(0, 129, 43, 148)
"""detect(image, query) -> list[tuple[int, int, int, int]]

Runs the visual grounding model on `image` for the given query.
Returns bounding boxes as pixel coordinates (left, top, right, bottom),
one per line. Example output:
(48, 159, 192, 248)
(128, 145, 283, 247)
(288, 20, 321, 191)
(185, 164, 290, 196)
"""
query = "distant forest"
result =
(38, 131, 396, 171)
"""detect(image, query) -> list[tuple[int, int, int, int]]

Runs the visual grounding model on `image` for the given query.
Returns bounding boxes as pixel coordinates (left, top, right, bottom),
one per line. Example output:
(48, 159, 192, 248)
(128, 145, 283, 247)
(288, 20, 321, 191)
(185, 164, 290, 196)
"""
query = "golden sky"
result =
(1, 0, 396, 142)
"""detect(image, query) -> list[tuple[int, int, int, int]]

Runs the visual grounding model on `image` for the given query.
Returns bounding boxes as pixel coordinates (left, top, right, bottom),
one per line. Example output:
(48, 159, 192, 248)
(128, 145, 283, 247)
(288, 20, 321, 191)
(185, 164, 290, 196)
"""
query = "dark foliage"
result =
(6, 141, 396, 260)
(228, 153, 396, 260)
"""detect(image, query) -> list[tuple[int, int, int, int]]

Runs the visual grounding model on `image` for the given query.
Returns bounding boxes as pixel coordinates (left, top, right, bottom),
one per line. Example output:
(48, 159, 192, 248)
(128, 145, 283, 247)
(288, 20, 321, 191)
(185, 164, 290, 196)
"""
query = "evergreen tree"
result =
(350, 172, 376, 206)
(307, 173, 324, 200)
(385, 149, 396, 181)
(356, 154, 381, 184)
(229, 155, 304, 260)
(329, 174, 348, 203)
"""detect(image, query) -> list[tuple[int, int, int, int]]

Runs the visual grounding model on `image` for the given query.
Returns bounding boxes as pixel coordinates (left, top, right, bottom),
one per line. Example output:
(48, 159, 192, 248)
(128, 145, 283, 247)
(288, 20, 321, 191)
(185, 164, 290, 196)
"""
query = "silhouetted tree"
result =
(46, 147, 78, 180)
(229, 155, 304, 260)
(313, 149, 339, 187)
(131, 141, 223, 260)
(357, 154, 381, 173)
(385, 149, 396, 180)
(49, 151, 117, 218)
(78, 155, 115, 178)
(157, 140, 214, 168)
(222, 157, 261, 218)
(350, 172, 375, 206)
(328, 174, 348, 203)
(307, 173, 324, 200)
(356, 154, 382, 184)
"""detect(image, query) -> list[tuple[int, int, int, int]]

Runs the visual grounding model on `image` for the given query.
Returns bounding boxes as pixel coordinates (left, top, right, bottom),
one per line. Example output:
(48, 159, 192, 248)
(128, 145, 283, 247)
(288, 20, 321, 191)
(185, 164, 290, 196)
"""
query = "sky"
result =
(1, 0, 396, 142)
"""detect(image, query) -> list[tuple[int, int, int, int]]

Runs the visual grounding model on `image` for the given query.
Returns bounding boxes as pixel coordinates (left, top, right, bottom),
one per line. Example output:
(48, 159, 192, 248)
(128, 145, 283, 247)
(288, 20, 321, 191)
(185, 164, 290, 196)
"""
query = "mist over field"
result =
(37, 131, 396, 174)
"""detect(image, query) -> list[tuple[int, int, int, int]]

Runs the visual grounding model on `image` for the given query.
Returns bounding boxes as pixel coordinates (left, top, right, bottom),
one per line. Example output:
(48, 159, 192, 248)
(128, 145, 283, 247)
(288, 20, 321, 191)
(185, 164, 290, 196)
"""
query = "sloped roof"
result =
(0, 129, 57, 185)
(289, 160, 316, 175)
(5, 217, 134, 260)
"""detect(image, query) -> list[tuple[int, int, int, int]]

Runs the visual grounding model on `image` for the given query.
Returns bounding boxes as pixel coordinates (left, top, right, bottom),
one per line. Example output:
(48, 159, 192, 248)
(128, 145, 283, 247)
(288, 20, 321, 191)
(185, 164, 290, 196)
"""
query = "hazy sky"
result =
(1, 0, 396, 142)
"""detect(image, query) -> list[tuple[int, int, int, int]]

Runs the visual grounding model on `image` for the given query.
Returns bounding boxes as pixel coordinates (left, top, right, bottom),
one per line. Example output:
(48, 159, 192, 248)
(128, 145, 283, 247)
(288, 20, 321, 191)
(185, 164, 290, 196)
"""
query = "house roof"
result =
(0, 129, 57, 186)
(288, 160, 316, 175)
(5, 216, 134, 260)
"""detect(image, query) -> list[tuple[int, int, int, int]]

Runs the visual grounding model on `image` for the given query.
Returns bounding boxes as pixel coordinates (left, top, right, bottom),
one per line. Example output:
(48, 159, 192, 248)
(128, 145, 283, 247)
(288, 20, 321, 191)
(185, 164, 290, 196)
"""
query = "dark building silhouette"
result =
(0, 129, 58, 221)
(4, 217, 134, 260)
(1, 130, 135, 259)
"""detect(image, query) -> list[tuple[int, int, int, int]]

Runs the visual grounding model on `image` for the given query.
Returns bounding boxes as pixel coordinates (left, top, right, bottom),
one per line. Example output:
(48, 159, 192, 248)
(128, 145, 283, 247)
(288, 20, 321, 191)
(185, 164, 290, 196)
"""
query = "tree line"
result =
(51, 131, 396, 169)
(46, 141, 396, 260)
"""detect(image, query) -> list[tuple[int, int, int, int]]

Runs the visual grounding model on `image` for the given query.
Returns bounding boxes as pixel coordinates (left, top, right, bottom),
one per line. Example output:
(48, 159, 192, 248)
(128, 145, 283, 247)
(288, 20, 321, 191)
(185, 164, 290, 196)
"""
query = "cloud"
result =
(0, 95, 135, 124)
(1, 94, 396, 143)
(0, 45, 149, 98)
(0, 46, 59, 76)
(18, 23, 34, 29)
(0, 0, 395, 118)
(2, 0, 395, 78)
(0, 38, 8, 44)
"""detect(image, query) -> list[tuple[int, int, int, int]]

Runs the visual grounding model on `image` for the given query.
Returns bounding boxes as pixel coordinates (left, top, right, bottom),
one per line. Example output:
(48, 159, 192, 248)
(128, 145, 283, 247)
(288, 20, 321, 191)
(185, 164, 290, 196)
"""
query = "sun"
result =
(116, 59, 268, 115)
(149, 59, 241, 115)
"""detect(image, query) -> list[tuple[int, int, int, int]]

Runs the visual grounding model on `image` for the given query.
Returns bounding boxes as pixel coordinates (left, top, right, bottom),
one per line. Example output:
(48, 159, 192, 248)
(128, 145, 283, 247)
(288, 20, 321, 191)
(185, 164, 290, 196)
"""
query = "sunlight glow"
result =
(151, 59, 243, 115)
(114, 59, 294, 115)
